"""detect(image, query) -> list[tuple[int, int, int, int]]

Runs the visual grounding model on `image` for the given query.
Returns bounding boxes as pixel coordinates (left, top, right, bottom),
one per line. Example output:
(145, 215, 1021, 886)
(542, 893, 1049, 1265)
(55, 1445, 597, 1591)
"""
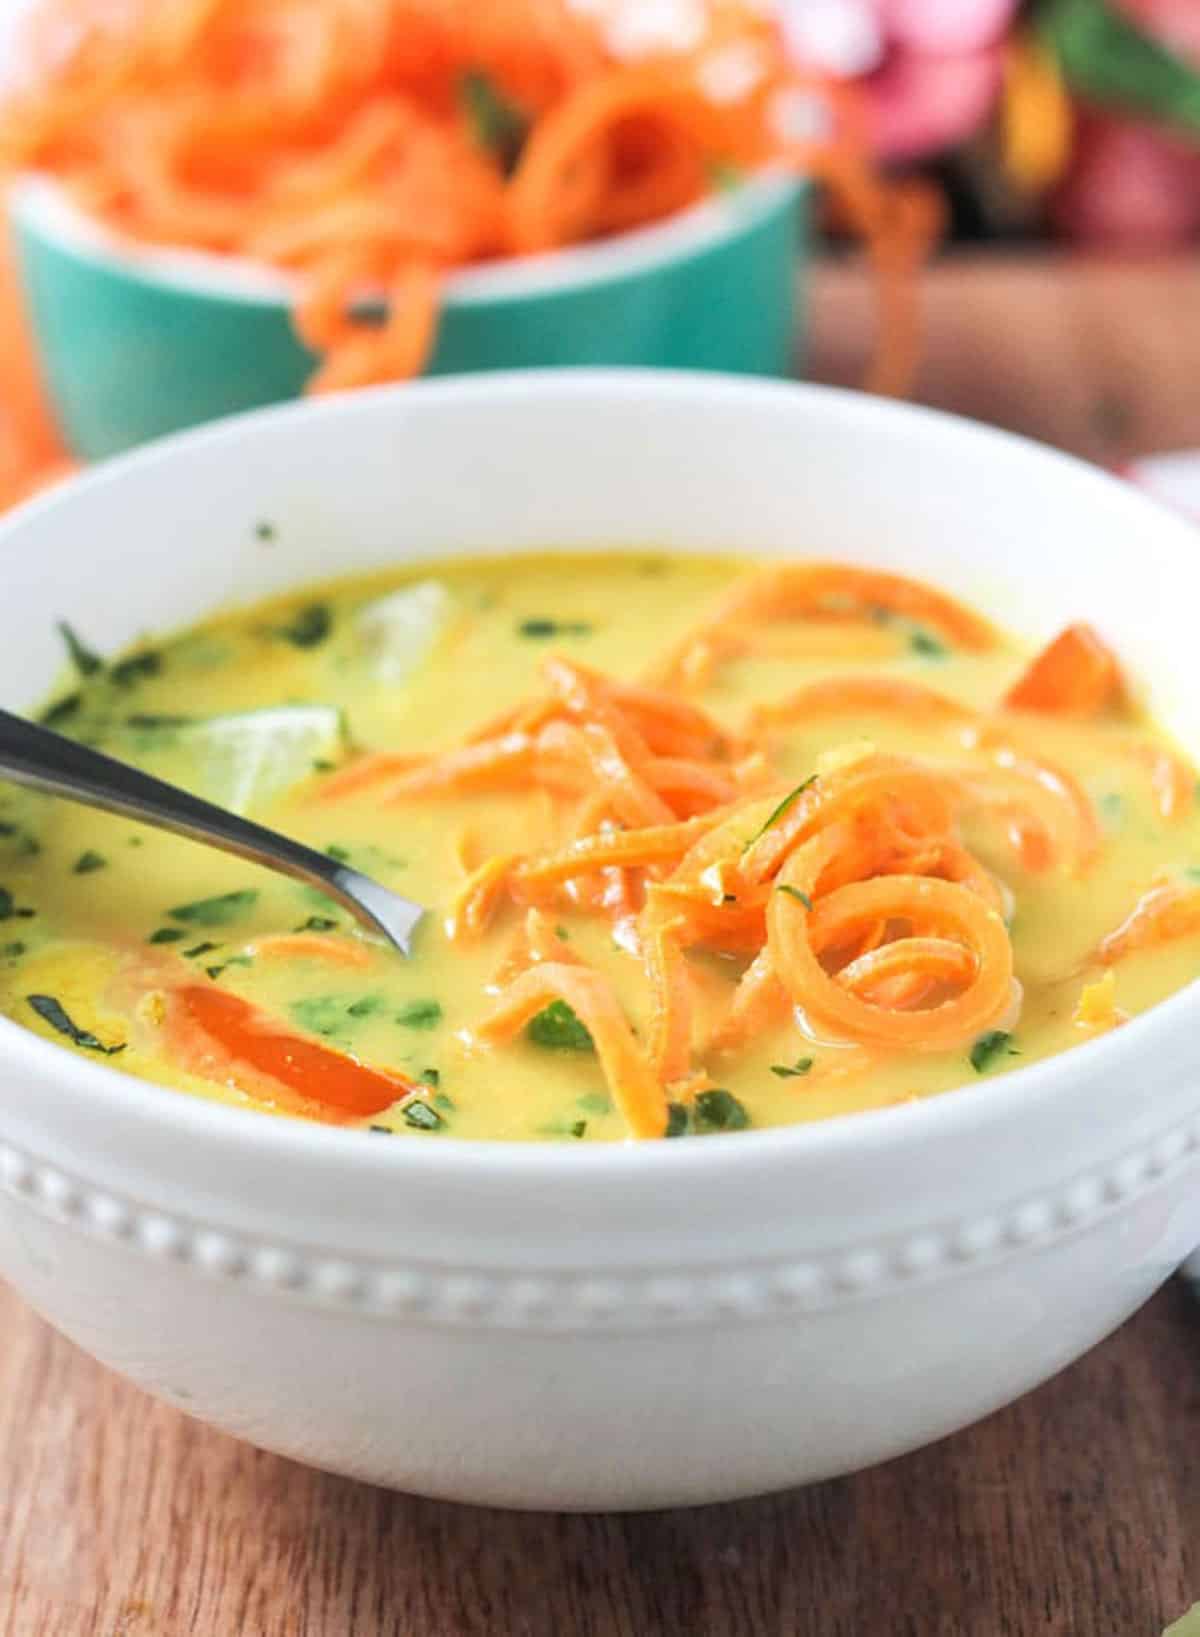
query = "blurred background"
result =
(3, 0, 1200, 506)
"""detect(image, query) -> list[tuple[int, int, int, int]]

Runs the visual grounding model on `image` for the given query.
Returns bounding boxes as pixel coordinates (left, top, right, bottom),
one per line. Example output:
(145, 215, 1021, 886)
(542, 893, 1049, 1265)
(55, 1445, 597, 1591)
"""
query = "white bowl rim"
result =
(8, 168, 804, 309)
(1, 366, 1196, 1181)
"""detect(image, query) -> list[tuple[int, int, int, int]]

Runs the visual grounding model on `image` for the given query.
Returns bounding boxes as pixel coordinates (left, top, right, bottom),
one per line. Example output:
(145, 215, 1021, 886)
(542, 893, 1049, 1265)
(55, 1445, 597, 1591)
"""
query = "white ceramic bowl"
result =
(1, 371, 1199, 1511)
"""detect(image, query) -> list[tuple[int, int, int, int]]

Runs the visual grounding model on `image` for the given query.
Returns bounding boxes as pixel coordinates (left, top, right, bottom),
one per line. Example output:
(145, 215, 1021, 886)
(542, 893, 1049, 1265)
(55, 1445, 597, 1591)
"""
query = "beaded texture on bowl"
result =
(3, 1111, 1197, 1332)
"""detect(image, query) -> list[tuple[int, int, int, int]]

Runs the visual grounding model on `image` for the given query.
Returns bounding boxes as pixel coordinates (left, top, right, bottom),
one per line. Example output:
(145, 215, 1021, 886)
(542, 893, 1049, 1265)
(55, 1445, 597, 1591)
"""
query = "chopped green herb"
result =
(555, 925, 570, 941)
(324, 844, 351, 863)
(73, 850, 107, 875)
(255, 520, 276, 541)
(312, 759, 336, 773)
(14, 907, 35, 919)
(126, 713, 190, 730)
(111, 649, 162, 687)
(295, 916, 338, 933)
(396, 999, 443, 1030)
(206, 954, 252, 979)
(420, 1067, 441, 1088)
(346, 995, 382, 1018)
(26, 993, 124, 1054)
(38, 692, 82, 728)
(0, 888, 13, 921)
(518, 618, 593, 640)
(205, 965, 226, 980)
(777, 884, 813, 910)
(577, 1092, 611, 1116)
(664, 1102, 690, 1138)
(58, 621, 103, 678)
(168, 888, 258, 927)
(183, 941, 220, 959)
(2, 942, 25, 958)
(459, 69, 529, 174)
(744, 776, 817, 852)
(694, 1088, 751, 1133)
(274, 603, 332, 648)
(402, 1098, 443, 1131)
(1098, 791, 1124, 829)
(149, 928, 186, 945)
(771, 1057, 814, 1079)
(368, 1124, 392, 1135)
(970, 1030, 1018, 1073)
(290, 996, 344, 1037)
(569, 1120, 588, 1140)
(0, 825, 39, 858)
(433, 1091, 455, 1112)
(526, 998, 594, 1051)
(910, 629, 948, 660)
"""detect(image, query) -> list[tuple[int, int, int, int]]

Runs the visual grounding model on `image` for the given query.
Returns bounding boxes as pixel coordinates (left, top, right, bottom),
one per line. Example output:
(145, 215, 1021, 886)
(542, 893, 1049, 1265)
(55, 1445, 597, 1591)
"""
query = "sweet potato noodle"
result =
(297, 563, 1184, 1138)
(10, 555, 1198, 1141)
(0, 0, 941, 395)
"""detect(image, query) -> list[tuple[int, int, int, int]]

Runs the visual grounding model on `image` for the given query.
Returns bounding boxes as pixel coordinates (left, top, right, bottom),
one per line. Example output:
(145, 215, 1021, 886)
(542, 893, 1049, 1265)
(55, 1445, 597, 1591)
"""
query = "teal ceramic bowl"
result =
(9, 171, 806, 460)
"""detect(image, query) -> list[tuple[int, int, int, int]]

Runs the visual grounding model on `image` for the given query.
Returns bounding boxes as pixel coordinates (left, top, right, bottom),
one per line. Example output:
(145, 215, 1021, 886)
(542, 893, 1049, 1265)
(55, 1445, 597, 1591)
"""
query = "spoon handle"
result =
(0, 710, 423, 954)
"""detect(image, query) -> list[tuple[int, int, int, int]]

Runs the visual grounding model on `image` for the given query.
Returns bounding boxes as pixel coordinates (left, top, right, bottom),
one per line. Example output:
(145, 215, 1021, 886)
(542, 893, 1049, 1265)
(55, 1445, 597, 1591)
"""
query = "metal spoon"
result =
(0, 709, 425, 956)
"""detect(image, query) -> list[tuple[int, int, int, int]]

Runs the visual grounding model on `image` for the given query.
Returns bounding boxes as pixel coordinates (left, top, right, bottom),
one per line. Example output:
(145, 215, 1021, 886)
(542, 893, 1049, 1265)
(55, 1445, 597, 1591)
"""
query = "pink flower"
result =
(780, 0, 1020, 157)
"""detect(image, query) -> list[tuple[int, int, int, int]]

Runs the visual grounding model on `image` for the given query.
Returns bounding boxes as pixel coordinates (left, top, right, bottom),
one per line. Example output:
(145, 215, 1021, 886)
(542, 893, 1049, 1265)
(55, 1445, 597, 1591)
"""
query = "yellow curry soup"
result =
(4, 553, 1199, 1141)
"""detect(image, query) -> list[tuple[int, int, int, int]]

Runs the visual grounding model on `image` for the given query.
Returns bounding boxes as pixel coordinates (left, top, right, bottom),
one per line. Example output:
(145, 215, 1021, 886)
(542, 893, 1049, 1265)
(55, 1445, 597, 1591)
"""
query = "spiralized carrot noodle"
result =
(0, 0, 939, 397)
(473, 961, 668, 1138)
(445, 851, 519, 942)
(751, 675, 976, 734)
(647, 564, 995, 691)
(960, 742, 1101, 875)
(250, 932, 372, 968)
(768, 833, 1015, 1053)
(1097, 879, 1200, 967)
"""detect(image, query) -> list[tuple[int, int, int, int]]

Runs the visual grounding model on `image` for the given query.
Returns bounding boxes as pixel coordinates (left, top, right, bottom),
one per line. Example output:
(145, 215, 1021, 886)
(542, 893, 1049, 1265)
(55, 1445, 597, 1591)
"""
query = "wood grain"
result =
(5, 251, 1200, 1637)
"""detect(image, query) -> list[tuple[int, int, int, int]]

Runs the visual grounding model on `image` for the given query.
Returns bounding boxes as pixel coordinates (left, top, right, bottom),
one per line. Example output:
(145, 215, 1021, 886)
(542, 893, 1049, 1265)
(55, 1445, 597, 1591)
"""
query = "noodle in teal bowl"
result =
(9, 171, 805, 460)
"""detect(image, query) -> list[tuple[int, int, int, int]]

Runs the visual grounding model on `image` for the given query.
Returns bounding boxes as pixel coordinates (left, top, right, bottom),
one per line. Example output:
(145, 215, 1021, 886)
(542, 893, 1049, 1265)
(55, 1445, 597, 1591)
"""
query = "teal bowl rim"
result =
(9, 168, 806, 311)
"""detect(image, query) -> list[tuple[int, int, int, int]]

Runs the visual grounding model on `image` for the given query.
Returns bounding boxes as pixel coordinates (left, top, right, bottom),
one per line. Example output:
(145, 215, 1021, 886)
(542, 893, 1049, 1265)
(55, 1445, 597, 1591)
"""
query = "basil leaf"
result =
(970, 1030, 1018, 1073)
(665, 1102, 690, 1138)
(168, 889, 258, 927)
(694, 1089, 751, 1133)
(460, 70, 529, 174)
(38, 692, 82, 727)
(110, 649, 162, 687)
(274, 604, 332, 648)
(402, 1099, 443, 1131)
(770, 1057, 814, 1079)
(518, 619, 593, 640)
(910, 629, 947, 659)
(526, 999, 594, 1051)
(26, 993, 124, 1054)
(396, 999, 443, 1030)
(58, 621, 103, 678)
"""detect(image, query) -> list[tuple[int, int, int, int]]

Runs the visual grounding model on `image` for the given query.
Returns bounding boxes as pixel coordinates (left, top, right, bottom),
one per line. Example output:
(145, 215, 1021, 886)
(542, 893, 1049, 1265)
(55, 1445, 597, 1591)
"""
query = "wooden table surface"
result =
(5, 252, 1200, 1637)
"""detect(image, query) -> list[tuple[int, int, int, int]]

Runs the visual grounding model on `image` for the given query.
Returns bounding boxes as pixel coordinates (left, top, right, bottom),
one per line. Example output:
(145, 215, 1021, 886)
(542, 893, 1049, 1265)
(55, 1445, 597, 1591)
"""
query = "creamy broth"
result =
(3, 553, 1198, 1141)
